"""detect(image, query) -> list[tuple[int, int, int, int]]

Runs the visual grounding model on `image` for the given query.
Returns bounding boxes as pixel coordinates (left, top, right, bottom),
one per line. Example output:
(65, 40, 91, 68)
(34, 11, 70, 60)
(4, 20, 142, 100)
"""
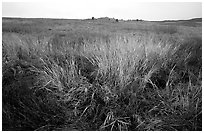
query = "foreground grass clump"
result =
(2, 20, 202, 131)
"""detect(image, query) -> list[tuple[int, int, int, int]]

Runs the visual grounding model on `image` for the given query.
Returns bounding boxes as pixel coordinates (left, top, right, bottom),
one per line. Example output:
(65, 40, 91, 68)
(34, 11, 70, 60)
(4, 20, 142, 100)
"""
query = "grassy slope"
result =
(2, 18, 202, 131)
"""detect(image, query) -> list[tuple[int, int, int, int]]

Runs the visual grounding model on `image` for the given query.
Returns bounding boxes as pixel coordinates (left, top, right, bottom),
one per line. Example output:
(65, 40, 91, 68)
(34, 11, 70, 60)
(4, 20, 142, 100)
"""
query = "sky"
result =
(2, 1, 202, 21)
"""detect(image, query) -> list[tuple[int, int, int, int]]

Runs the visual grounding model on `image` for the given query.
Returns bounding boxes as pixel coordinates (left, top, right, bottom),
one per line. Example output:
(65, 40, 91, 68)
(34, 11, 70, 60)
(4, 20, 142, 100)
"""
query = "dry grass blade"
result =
(100, 121, 116, 130)
(117, 120, 131, 125)
(80, 105, 91, 119)
(34, 125, 54, 131)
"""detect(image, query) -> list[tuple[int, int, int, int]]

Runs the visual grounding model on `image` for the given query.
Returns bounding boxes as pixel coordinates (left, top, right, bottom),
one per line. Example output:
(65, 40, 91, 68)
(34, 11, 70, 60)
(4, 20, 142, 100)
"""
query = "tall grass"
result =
(2, 21, 202, 131)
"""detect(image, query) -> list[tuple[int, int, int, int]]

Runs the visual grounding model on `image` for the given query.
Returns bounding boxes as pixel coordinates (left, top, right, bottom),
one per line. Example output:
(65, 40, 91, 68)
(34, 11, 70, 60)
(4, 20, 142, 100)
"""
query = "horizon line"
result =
(2, 16, 202, 22)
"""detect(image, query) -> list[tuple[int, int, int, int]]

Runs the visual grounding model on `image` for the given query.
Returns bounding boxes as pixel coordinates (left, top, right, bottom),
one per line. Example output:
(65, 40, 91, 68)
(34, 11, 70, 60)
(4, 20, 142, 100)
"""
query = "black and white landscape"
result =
(2, 2, 202, 131)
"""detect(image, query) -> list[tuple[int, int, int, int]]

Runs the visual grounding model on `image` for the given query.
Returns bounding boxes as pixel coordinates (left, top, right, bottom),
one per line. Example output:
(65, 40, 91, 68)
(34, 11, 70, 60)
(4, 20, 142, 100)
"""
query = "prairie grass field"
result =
(2, 17, 202, 131)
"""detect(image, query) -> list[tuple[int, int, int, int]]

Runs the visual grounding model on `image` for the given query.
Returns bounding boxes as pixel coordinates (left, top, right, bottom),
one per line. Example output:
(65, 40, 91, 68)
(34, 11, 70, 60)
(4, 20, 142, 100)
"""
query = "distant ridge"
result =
(187, 18, 202, 22)
(161, 18, 202, 22)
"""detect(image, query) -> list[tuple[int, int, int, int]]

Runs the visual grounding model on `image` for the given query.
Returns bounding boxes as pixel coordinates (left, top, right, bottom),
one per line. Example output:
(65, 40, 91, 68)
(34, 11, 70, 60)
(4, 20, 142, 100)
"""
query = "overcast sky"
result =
(2, 1, 202, 21)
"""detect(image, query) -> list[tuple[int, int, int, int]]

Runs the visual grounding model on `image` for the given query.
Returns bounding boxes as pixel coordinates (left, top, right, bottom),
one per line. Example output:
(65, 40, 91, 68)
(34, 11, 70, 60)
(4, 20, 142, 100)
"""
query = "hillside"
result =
(159, 18, 202, 27)
(2, 17, 202, 131)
